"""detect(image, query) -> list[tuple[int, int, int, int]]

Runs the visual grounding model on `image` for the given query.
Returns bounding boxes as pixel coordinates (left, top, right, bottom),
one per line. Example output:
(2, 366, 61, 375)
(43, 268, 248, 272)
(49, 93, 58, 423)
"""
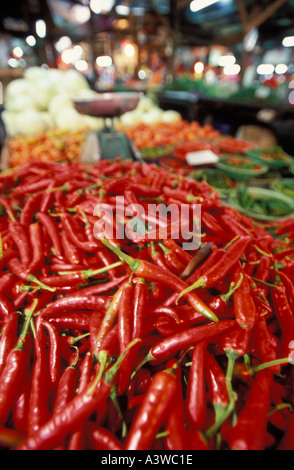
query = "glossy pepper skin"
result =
(124, 368, 177, 450)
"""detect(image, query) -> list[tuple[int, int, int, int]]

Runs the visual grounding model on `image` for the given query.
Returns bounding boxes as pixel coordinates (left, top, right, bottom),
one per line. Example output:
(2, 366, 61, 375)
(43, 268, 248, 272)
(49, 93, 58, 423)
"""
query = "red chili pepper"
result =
(61, 213, 100, 252)
(38, 293, 109, 321)
(186, 341, 207, 429)
(17, 340, 138, 450)
(185, 245, 223, 285)
(0, 273, 15, 296)
(27, 223, 44, 273)
(27, 320, 51, 435)
(202, 211, 230, 240)
(207, 273, 243, 316)
(52, 354, 79, 417)
(86, 422, 123, 450)
(177, 236, 252, 299)
(271, 282, 294, 357)
(251, 316, 280, 374)
(7, 257, 56, 292)
(38, 261, 122, 288)
(13, 178, 54, 196)
(221, 323, 251, 358)
(278, 270, 294, 312)
(8, 220, 31, 269)
(100, 238, 218, 323)
(36, 212, 63, 258)
(205, 350, 230, 411)
(132, 278, 148, 340)
(0, 299, 36, 425)
(41, 320, 61, 388)
(163, 238, 192, 265)
(48, 311, 92, 330)
(144, 320, 235, 364)
(124, 367, 177, 450)
(219, 214, 252, 237)
(228, 370, 272, 450)
(0, 296, 19, 375)
(92, 283, 125, 359)
(158, 241, 186, 274)
(60, 228, 82, 266)
(19, 193, 42, 226)
(12, 372, 31, 435)
(164, 361, 187, 450)
(231, 262, 257, 329)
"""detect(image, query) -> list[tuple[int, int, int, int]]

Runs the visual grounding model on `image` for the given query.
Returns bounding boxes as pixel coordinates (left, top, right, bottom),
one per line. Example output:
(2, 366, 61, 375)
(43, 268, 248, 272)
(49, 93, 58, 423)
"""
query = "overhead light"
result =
(257, 64, 275, 75)
(35, 19, 46, 38)
(194, 61, 204, 74)
(190, 0, 220, 13)
(124, 43, 135, 58)
(282, 36, 294, 47)
(288, 90, 294, 105)
(75, 60, 88, 72)
(115, 5, 130, 15)
(26, 35, 36, 46)
(71, 5, 91, 24)
(218, 55, 236, 67)
(223, 64, 241, 76)
(275, 64, 288, 75)
(8, 58, 19, 68)
(12, 46, 23, 59)
(90, 0, 114, 14)
(55, 36, 72, 53)
(96, 55, 112, 67)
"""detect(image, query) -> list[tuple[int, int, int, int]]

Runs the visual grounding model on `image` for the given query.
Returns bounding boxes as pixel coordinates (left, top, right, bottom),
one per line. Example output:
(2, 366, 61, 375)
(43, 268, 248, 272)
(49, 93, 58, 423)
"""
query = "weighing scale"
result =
(73, 92, 143, 163)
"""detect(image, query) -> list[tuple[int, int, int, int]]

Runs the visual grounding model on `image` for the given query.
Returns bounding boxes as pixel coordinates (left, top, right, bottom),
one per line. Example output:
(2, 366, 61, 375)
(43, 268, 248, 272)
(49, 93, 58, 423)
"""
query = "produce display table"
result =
(0, 111, 294, 451)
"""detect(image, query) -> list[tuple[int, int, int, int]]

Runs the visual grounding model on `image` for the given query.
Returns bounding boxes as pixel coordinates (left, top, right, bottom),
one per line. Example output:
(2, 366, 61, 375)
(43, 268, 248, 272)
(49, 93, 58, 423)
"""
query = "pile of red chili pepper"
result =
(0, 157, 293, 451)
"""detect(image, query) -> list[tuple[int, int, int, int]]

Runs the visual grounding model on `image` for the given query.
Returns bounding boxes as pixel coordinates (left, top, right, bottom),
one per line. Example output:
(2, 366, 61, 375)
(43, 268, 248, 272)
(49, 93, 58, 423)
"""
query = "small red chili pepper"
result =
(60, 228, 82, 266)
(17, 340, 139, 450)
(100, 238, 218, 323)
(124, 367, 177, 450)
(38, 293, 110, 321)
(251, 316, 280, 374)
(38, 261, 122, 288)
(0, 299, 36, 425)
(27, 222, 44, 273)
(143, 320, 235, 364)
(8, 220, 31, 269)
(52, 353, 79, 417)
(48, 311, 92, 330)
(207, 273, 243, 316)
(86, 421, 123, 450)
(271, 282, 294, 357)
(186, 341, 207, 429)
(202, 211, 230, 240)
(27, 320, 51, 435)
(221, 323, 251, 359)
(228, 370, 272, 450)
(163, 238, 192, 265)
(7, 257, 56, 292)
(176, 236, 252, 300)
(0, 274, 15, 299)
(92, 283, 125, 359)
(205, 350, 230, 411)
(19, 193, 42, 226)
(36, 212, 63, 258)
(0, 296, 19, 375)
(158, 241, 186, 274)
(219, 214, 251, 237)
(132, 278, 148, 340)
(231, 262, 257, 330)
(278, 270, 294, 312)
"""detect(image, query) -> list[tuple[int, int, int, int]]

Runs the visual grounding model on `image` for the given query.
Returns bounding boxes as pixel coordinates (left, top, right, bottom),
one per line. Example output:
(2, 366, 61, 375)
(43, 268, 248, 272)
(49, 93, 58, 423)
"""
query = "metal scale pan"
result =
(73, 92, 143, 162)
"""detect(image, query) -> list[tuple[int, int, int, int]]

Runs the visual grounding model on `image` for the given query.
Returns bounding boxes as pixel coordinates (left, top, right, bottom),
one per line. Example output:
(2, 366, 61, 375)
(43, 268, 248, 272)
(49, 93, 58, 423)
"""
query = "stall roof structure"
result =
(1, 0, 294, 49)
